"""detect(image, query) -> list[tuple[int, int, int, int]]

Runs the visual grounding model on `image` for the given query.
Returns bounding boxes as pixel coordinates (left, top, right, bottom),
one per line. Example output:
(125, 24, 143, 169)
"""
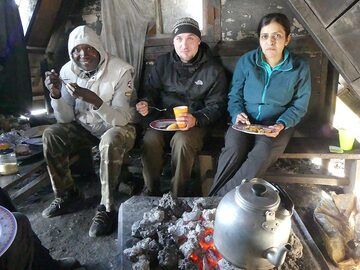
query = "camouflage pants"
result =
(42, 122, 135, 211)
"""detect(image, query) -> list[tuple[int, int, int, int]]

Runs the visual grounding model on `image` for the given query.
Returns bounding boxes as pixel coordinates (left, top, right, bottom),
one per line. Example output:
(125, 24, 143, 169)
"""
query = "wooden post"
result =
(344, 160, 360, 195)
(155, 0, 163, 34)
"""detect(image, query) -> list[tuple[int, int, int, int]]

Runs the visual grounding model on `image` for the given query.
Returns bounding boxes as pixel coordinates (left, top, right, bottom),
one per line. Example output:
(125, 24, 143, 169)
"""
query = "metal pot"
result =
(213, 178, 293, 269)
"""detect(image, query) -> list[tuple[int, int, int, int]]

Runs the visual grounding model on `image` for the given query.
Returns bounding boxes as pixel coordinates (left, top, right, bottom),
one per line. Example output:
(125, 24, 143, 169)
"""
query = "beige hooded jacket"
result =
(51, 26, 136, 138)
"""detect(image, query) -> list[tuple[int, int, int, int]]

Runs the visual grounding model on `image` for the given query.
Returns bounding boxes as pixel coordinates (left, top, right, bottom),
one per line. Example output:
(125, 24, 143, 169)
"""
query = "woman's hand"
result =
(68, 83, 103, 109)
(236, 112, 251, 125)
(136, 101, 149, 116)
(266, 123, 285, 137)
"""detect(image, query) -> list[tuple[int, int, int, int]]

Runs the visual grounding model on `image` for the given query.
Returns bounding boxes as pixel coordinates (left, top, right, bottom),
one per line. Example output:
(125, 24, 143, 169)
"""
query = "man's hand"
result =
(176, 112, 197, 130)
(236, 112, 250, 125)
(136, 101, 149, 116)
(266, 123, 285, 138)
(44, 69, 61, 99)
(68, 83, 103, 109)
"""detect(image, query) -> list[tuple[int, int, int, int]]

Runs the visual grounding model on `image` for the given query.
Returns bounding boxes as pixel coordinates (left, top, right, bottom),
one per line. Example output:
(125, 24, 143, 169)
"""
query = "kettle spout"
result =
(264, 244, 291, 267)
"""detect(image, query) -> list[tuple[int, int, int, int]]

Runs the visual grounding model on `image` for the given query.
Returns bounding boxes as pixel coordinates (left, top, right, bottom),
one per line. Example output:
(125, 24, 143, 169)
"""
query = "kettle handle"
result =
(273, 184, 294, 214)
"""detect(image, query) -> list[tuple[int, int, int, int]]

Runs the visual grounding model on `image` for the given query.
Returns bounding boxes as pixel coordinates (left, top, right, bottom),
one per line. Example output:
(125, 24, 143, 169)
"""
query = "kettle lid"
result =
(235, 178, 280, 211)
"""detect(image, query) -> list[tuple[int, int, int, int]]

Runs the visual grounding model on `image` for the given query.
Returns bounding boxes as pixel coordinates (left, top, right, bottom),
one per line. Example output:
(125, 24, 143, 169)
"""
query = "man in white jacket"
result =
(42, 25, 136, 237)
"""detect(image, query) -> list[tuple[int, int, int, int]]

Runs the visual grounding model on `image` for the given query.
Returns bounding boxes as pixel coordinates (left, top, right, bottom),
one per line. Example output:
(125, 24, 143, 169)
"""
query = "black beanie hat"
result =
(172, 17, 201, 39)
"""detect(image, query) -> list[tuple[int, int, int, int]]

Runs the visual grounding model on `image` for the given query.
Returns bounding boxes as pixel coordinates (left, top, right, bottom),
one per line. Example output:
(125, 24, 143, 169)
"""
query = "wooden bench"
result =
(198, 137, 360, 195)
(1, 151, 83, 203)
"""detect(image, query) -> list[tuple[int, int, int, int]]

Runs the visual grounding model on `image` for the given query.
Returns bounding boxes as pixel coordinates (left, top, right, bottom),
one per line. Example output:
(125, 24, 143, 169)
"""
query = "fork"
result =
(59, 77, 76, 92)
(149, 106, 167, 112)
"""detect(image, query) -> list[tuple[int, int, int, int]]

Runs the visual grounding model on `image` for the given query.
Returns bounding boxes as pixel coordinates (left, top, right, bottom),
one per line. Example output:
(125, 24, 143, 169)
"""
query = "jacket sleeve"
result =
(92, 69, 136, 126)
(51, 84, 76, 123)
(140, 61, 163, 106)
(0, 187, 17, 212)
(276, 62, 311, 128)
(228, 57, 247, 124)
(193, 69, 228, 127)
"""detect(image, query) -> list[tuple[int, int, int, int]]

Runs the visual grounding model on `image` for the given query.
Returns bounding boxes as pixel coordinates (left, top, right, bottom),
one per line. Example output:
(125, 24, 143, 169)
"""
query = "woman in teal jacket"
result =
(209, 13, 311, 196)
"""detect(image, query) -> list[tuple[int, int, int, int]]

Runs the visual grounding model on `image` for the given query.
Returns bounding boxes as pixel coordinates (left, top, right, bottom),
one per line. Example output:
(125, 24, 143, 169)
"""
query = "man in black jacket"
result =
(136, 17, 227, 197)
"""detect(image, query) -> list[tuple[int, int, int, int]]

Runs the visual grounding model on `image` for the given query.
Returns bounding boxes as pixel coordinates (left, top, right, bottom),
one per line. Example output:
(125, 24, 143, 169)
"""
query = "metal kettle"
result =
(213, 178, 294, 269)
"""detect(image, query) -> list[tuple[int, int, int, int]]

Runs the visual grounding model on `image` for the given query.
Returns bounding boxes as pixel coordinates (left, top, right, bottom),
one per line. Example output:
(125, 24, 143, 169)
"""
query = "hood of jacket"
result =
(67, 25, 107, 75)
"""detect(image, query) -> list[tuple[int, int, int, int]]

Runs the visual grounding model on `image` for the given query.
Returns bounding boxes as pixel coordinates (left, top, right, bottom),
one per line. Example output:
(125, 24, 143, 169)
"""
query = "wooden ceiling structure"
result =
(288, 0, 360, 115)
(25, 0, 80, 52)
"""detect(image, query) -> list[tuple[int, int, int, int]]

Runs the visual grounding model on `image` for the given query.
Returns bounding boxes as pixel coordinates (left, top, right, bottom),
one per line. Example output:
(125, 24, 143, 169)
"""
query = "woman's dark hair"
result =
(257, 13, 291, 37)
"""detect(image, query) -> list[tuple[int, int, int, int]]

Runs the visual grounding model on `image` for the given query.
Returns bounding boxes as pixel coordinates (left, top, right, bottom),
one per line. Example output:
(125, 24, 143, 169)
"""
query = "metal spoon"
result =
(59, 78, 75, 92)
(149, 106, 167, 112)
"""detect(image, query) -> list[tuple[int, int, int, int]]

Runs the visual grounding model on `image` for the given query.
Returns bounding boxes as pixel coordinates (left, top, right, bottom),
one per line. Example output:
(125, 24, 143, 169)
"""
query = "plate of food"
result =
(232, 123, 273, 135)
(0, 205, 17, 257)
(150, 119, 185, 131)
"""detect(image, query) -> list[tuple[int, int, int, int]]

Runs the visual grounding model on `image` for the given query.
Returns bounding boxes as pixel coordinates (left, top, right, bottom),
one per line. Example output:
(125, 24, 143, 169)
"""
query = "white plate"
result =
(0, 205, 17, 256)
(149, 119, 186, 131)
(23, 137, 43, 146)
(23, 125, 49, 138)
(232, 123, 273, 135)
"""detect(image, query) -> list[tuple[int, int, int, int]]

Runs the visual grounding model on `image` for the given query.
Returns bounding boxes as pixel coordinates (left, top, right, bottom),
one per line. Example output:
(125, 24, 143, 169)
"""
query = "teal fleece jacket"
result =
(228, 48, 311, 128)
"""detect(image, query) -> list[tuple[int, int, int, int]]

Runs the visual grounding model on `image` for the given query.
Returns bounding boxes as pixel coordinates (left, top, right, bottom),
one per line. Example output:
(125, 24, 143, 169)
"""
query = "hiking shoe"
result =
(88, 205, 116, 237)
(42, 189, 80, 218)
(57, 257, 82, 270)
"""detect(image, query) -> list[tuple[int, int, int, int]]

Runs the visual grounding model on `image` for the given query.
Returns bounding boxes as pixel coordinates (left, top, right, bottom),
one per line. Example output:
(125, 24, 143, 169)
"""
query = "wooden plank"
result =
(282, 137, 360, 158)
(264, 173, 349, 186)
(27, 0, 63, 47)
(11, 171, 49, 203)
(327, 3, 360, 75)
(351, 78, 360, 107)
(280, 152, 360, 159)
(304, 0, 357, 27)
(287, 0, 360, 83)
(0, 160, 46, 191)
(343, 160, 360, 195)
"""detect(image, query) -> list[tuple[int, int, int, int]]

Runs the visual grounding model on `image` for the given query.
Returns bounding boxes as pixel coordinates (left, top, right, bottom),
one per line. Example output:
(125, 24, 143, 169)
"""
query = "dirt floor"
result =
(16, 178, 129, 270)
(11, 158, 344, 270)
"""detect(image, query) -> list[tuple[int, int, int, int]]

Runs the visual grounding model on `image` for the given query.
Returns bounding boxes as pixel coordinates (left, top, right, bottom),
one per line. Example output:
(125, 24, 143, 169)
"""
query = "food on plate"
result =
(243, 125, 270, 134)
(0, 143, 11, 150)
(166, 123, 179, 130)
(15, 144, 31, 156)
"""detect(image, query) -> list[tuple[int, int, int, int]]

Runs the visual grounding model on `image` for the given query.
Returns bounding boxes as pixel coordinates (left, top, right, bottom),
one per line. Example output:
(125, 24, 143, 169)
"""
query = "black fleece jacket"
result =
(141, 42, 228, 127)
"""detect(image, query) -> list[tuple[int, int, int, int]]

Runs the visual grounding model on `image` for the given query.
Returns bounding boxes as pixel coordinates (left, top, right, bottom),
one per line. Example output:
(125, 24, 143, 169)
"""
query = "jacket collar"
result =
(255, 47, 293, 71)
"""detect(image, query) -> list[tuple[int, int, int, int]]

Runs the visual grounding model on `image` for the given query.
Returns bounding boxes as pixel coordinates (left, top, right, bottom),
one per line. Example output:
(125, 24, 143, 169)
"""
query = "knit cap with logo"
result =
(172, 17, 201, 39)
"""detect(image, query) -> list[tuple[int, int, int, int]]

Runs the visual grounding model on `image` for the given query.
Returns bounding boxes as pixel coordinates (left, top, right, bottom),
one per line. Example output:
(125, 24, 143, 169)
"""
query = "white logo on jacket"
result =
(195, 80, 203, 85)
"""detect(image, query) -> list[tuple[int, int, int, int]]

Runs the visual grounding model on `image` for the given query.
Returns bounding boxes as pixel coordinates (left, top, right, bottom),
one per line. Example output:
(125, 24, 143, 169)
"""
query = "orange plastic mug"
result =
(173, 106, 188, 128)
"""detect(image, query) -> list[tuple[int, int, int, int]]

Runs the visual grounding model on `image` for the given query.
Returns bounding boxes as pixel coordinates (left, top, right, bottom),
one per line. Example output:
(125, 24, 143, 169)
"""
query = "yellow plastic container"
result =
(338, 129, 355, 151)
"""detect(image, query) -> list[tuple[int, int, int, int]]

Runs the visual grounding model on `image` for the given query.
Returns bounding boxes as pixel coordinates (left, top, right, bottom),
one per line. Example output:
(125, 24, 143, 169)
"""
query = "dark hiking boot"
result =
(42, 189, 81, 218)
(88, 205, 116, 237)
(57, 257, 82, 270)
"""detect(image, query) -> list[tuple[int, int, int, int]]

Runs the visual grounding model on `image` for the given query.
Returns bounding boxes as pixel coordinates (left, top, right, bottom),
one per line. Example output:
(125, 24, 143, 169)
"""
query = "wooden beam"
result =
(264, 173, 349, 186)
(343, 160, 360, 195)
(27, 0, 63, 47)
(287, 0, 360, 89)
(11, 171, 49, 203)
(279, 152, 360, 159)
(1, 160, 46, 191)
